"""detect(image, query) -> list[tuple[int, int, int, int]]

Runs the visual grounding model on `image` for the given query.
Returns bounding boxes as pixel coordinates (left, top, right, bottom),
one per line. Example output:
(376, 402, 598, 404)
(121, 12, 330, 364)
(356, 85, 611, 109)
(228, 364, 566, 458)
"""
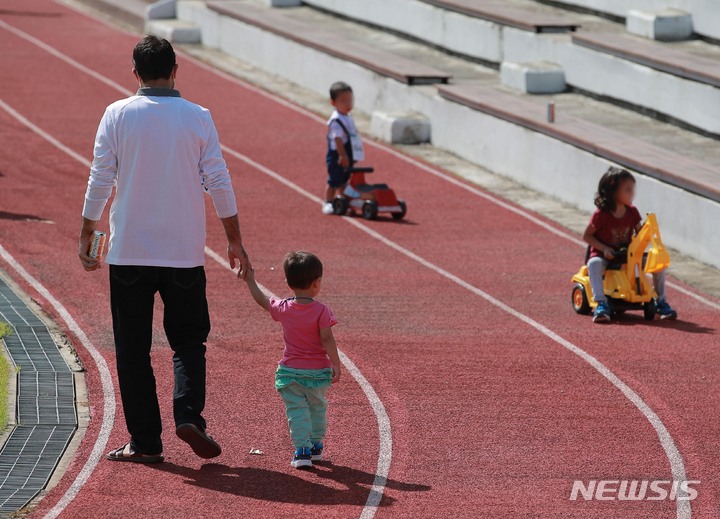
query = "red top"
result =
(588, 205, 642, 258)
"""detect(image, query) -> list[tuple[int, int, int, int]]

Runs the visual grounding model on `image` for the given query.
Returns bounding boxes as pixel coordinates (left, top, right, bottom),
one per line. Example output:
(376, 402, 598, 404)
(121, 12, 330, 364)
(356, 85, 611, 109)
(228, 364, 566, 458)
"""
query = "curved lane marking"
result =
(204, 247, 393, 517)
(0, 21, 394, 514)
(0, 17, 698, 517)
(0, 243, 116, 519)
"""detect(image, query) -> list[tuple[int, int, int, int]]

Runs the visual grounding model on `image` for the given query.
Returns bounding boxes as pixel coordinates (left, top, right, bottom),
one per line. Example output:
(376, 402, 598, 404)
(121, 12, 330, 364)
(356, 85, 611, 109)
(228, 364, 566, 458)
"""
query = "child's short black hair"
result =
(133, 35, 176, 82)
(284, 251, 323, 290)
(329, 81, 353, 101)
(595, 166, 636, 212)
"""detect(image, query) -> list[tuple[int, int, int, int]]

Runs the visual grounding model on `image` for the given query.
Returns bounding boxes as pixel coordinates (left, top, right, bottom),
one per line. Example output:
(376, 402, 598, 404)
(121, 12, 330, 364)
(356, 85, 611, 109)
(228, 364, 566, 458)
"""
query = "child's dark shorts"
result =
(326, 149, 351, 188)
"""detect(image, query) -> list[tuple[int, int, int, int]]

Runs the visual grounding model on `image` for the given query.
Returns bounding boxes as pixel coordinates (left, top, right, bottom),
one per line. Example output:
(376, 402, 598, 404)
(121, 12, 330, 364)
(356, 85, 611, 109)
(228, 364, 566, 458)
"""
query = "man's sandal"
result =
(176, 423, 222, 459)
(106, 443, 164, 464)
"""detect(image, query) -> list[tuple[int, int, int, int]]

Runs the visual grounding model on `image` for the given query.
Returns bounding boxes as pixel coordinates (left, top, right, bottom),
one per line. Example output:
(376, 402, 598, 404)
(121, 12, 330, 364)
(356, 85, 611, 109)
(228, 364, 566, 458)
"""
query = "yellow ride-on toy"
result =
(571, 213, 670, 320)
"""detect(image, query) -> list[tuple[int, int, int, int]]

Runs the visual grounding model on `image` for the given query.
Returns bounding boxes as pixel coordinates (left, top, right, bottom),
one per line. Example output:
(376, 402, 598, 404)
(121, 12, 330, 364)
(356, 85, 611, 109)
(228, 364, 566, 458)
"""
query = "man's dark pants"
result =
(109, 265, 210, 455)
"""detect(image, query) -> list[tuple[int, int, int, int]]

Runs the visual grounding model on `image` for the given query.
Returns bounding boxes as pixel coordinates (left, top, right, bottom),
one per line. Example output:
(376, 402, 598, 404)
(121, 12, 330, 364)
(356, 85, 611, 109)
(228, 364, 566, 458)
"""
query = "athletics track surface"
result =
(0, 2, 719, 517)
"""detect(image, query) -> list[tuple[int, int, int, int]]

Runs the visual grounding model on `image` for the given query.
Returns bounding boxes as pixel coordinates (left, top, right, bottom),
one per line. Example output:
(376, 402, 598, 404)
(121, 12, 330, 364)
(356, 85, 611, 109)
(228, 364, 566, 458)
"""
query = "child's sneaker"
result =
(593, 301, 611, 323)
(656, 300, 678, 320)
(291, 447, 313, 469)
(310, 442, 323, 461)
(321, 202, 334, 215)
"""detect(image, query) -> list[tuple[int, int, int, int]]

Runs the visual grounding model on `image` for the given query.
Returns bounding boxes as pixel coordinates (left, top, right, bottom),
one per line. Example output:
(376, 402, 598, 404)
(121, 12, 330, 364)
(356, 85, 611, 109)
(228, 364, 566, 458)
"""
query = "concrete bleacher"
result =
(572, 31, 720, 88)
(502, 27, 720, 135)
(206, 2, 451, 85)
(419, 0, 580, 32)
(437, 84, 720, 201)
(302, 0, 592, 64)
(300, 0, 720, 135)
(169, 0, 720, 268)
(543, 0, 720, 41)
(537, 0, 691, 19)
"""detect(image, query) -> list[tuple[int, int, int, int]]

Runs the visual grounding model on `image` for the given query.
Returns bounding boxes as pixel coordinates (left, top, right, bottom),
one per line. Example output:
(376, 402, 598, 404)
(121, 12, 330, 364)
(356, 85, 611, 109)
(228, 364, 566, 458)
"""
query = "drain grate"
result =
(0, 277, 77, 513)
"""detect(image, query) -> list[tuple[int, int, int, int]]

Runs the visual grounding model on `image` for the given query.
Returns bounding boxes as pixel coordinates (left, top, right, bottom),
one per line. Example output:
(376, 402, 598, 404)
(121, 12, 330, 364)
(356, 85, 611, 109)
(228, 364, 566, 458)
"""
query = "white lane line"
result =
(204, 246, 393, 517)
(0, 32, 393, 515)
(0, 19, 693, 517)
(179, 36, 720, 313)
(0, 244, 116, 519)
(0, 85, 394, 516)
(6, 8, 718, 312)
(1, 16, 397, 512)
(218, 142, 692, 519)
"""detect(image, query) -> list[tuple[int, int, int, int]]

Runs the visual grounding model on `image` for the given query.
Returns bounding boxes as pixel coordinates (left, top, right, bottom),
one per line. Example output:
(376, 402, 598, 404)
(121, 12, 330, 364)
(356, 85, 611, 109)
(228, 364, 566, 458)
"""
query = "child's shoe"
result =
(310, 442, 323, 461)
(322, 202, 334, 215)
(593, 301, 611, 323)
(291, 447, 313, 469)
(656, 300, 678, 320)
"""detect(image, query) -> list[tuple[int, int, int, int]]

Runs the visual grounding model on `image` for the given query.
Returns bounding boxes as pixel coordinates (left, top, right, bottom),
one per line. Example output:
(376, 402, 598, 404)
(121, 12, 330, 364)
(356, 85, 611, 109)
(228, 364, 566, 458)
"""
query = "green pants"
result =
(276, 365, 332, 449)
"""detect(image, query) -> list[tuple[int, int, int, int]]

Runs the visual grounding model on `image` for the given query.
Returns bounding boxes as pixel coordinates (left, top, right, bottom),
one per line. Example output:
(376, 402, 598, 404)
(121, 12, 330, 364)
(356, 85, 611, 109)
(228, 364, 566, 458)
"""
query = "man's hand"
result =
(228, 242, 251, 279)
(338, 153, 350, 169)
(78, 217, 100, 272)
(220, 214, 251, 277)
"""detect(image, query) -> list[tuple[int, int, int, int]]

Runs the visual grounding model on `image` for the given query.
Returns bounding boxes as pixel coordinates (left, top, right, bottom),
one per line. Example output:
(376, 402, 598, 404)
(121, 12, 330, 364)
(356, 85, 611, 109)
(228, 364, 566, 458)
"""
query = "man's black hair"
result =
(284, 251, 323, 290)
(133, 35, 176, 82)
(329, 81, 353, 101)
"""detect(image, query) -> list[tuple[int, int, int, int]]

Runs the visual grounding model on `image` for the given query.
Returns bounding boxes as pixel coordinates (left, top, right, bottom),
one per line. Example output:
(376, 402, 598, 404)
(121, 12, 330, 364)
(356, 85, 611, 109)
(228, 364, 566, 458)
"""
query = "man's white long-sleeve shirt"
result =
(82, 88, 237, 267)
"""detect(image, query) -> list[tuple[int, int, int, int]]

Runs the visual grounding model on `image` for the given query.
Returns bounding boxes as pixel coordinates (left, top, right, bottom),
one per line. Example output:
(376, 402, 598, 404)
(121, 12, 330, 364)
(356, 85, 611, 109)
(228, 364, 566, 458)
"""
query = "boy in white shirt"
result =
(322, 82, 365, 215)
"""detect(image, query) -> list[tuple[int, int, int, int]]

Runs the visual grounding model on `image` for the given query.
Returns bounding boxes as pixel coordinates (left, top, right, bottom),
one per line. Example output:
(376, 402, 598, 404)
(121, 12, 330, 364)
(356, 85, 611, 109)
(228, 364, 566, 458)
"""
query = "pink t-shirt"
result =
(269, 298, 338, 369)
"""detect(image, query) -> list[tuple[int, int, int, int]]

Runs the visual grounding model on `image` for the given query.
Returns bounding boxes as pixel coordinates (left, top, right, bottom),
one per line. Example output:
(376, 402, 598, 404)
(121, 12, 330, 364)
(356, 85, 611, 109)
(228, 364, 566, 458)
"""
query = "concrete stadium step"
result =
(537, 0, 720, 40)
(300, 0, 720, 135)
(419, 0, 581, 32)
(573, 31, 720, 88)
(303, 0, 613, 63)
(503, 26, 720, 135)
(438, 83, 720, 202)
(175, 0, 720, 267)
(536, 0, 691, 19)
(206, 1, 452, 85)
(73, 0, 152, 27)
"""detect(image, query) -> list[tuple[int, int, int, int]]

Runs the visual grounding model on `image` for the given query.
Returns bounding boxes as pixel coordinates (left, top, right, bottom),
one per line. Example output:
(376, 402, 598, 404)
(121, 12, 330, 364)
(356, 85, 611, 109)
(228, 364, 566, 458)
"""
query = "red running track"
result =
(1, 1, 719, 517)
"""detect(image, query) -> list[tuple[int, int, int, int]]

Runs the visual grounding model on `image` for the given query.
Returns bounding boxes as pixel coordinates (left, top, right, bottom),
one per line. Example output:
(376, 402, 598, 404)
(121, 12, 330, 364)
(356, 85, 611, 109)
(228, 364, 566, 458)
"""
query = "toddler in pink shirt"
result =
(243, 251, 341, 469)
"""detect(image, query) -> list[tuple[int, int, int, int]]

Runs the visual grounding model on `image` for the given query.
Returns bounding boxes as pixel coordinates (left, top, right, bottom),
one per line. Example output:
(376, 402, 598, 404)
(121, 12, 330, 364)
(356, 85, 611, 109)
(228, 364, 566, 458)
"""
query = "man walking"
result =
(78, 36, 250, 463)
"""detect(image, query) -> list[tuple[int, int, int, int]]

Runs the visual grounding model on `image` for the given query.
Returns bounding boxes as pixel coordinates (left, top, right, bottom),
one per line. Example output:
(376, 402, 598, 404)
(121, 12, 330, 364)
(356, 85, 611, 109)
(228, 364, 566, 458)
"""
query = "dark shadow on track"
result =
(150, 461, 430, 506)
(614, 314, 715, 334)
(0, 211, 51, 222)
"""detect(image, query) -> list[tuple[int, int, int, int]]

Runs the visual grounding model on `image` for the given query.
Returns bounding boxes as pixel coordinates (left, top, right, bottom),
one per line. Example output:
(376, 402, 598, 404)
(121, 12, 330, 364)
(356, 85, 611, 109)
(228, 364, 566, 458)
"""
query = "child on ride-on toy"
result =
(322, 81, 365, 215)
(582, 167, 677, 324)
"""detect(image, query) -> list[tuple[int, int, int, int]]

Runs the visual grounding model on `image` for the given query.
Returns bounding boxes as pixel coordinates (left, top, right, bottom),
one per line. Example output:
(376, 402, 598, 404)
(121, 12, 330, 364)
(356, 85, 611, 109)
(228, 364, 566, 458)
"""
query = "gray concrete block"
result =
(500, 61, 566, 94)
(370, 112, 431, 144)
(626, 9, 693, 41)
(146, 0, 176, 20)
(145, 19, 201, 43)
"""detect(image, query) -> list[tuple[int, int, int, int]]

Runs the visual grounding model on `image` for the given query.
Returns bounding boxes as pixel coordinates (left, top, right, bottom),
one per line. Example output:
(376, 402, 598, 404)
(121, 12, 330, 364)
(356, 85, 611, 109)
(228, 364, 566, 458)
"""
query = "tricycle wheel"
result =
(643, 299, 657, 321)
(571, 284, 591, 315)
(362, 201, 378, 220)
(392, 200, 407, 220)
(332, 197, 349, 216)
